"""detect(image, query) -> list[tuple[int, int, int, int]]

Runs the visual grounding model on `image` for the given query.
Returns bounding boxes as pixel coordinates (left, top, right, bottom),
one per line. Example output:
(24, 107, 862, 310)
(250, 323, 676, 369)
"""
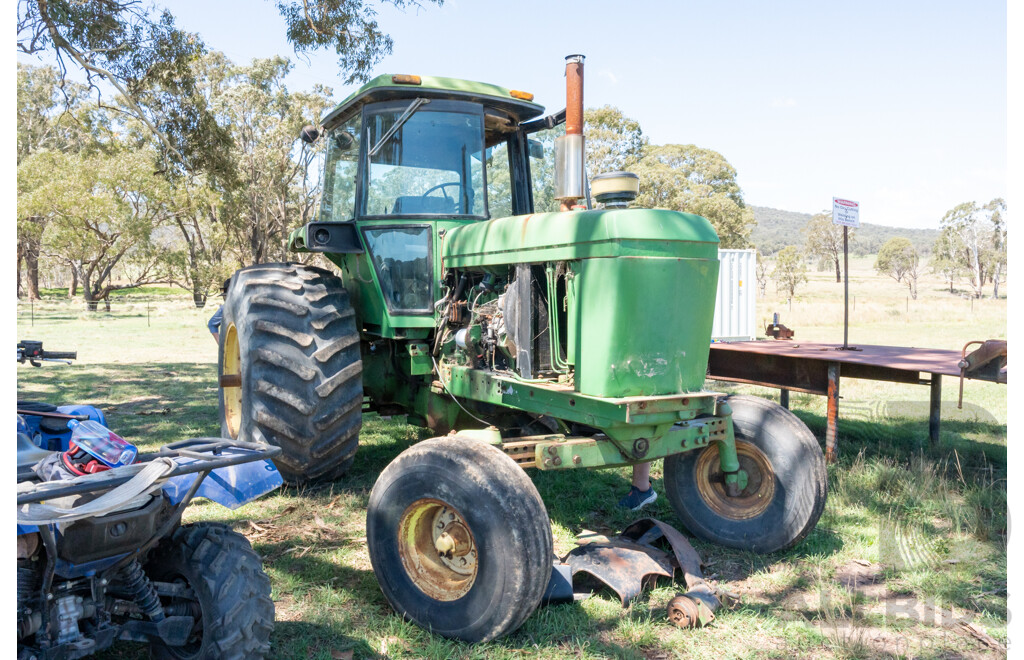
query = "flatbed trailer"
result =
(707, 340, 1007, 460)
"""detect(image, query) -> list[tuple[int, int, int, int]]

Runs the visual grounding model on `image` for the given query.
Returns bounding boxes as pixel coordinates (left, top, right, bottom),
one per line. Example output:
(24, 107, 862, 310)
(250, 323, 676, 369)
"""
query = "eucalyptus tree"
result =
(17, 0, 442, 175)
(804, 211, 854, 283)
(939, 199, 1005, 298)
(632, 144, 755, 248)
(215, 57, 334, 265)
(875, 237, 920, 299)
(771, 246, 807, 298)
(16, 63, 97, 298)
(19, 148, 171, 310)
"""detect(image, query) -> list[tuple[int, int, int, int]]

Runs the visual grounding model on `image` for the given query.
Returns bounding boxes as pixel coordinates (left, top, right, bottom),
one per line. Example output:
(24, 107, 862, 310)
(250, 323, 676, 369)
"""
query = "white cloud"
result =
(598, 69, 618, 84)
(771, 97, 798, 108)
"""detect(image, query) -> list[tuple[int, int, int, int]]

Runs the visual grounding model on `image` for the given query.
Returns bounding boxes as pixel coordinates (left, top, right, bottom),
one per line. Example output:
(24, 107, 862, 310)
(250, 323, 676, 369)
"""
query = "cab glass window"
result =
(320, 114, 361, 221)
(484, 142, 513, 219)
(363, 226, 433, 314)
(362, 101, 486, 218)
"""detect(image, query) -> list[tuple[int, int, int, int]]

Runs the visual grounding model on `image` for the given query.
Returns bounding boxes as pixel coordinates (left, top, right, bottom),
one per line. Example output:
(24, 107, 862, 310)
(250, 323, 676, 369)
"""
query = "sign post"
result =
(832, 198, 859, 350)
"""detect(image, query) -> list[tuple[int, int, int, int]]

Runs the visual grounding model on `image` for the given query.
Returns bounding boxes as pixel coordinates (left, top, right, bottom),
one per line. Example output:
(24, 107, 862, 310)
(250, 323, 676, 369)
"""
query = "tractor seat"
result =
(18, 432, 54, 471)
(391, 195, 455, 215)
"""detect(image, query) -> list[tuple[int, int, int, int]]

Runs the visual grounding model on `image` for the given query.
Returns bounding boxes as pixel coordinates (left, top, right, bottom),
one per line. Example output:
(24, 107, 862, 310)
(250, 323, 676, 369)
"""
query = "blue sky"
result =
(17, 0, 1008, 229)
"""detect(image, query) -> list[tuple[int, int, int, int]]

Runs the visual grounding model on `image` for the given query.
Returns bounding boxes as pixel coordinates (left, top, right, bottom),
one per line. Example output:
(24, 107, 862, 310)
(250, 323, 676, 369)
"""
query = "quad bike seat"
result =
(18, 400, 73, 434)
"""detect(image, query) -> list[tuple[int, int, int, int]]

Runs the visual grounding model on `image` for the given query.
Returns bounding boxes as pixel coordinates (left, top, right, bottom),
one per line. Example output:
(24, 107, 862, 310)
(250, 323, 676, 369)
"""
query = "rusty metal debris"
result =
(548, 518, 721, 628)
(958, 340, 1007, 408)
(620, 519, 720, 627)
(564, 538, 673, 605)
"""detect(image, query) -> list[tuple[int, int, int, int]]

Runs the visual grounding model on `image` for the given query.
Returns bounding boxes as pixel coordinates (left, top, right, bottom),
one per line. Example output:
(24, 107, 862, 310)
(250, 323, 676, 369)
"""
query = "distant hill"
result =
(750, 206, 941, 257)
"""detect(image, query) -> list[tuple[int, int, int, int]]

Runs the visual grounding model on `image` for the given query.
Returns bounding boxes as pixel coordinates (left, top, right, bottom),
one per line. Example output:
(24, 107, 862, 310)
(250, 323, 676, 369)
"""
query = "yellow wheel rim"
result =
(398, 499, 478, 601)
(694, 440, 775, 520)
(222, 323, 242, 439)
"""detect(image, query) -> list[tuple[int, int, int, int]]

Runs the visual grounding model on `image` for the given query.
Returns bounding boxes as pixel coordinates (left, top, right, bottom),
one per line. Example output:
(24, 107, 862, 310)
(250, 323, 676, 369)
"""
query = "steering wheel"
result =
(421, 181, 461, 204)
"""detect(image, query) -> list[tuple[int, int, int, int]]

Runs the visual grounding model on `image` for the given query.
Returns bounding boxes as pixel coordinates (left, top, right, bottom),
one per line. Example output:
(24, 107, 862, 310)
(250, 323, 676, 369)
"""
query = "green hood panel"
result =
(442, 209, 720, 267)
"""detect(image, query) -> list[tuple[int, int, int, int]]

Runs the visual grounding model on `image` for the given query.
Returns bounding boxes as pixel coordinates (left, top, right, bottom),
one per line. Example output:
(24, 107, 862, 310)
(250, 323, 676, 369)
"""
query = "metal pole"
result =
(780, 388, 790, 410)
(843, 226, 849, 349)
(929, 374, 942, 445)
(825, 362, 841, 463)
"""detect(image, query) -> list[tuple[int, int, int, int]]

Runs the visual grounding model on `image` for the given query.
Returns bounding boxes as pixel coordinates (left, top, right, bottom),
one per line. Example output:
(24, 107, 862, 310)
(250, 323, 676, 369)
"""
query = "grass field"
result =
(16, 257, 1007, 659)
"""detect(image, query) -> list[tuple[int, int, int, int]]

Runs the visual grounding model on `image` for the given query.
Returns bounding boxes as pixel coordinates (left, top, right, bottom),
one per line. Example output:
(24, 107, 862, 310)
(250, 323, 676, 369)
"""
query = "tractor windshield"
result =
(360, 100, 486, 218)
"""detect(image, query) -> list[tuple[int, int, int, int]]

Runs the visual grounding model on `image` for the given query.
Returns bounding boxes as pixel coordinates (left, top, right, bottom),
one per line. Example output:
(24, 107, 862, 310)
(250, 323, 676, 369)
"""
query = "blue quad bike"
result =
(17, 341, 283, 659)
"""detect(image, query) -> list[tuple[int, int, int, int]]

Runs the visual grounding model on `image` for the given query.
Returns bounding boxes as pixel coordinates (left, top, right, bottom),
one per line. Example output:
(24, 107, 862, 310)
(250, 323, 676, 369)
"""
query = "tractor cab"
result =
(291, 75, 549, 336)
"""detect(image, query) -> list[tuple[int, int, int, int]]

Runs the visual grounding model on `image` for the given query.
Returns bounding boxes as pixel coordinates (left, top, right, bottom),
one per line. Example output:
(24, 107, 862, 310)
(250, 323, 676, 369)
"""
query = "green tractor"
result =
(218, 55, 827, 642)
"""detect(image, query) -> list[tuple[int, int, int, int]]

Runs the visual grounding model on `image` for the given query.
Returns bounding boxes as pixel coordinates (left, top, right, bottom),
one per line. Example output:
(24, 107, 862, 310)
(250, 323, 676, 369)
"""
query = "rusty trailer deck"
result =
(707, 341, 1007, 461)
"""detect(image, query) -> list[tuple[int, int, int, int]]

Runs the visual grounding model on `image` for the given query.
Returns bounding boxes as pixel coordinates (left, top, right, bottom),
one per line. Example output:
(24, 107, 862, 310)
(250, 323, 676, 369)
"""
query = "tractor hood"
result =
(442, 208, 719, 267)
(443, 208, 721, 398)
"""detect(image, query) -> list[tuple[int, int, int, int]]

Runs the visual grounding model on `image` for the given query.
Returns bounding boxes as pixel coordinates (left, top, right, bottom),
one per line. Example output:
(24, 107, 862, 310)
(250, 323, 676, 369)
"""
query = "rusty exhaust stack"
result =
(555, 54, 586, 210)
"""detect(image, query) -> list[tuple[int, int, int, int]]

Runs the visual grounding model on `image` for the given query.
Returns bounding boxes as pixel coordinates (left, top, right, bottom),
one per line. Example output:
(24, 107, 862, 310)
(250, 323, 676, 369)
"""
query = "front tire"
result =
(218, 262, 363, 484)
(148, 523, 274, 660)
(367, 436, 552, 642)
(664, 395, 827, 553)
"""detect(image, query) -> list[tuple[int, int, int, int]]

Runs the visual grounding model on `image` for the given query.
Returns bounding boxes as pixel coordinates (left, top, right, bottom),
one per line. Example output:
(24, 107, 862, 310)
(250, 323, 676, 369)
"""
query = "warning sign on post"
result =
(832, 198, 860, 227)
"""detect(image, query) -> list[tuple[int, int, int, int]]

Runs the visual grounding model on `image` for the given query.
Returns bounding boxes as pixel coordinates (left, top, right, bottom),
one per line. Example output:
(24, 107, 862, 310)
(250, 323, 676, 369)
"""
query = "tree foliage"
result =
(584, 105, 646, 176)
(276, 0, 442, 85)
(875, 237, 919, 299)
(938, 198, 1006, 298)
(633, 144, 755, 248)
(771, 246, 807, 298)
(19, 148, 169, 308)
(17, 0, 441, 174)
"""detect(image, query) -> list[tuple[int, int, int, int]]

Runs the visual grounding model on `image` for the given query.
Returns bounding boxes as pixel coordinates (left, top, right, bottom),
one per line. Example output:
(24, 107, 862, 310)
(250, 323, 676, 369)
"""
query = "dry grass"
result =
(16, 257, 1006, 659)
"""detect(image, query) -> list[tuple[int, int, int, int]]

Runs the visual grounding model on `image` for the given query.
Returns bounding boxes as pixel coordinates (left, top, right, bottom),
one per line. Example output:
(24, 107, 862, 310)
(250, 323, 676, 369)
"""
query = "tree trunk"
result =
(24, 243, 42, 300)
(834, 258, 841, 283)
(68, 266, 78, 298)
(83, 281, 98, 312)
(17, 241, 24, 299)
(909, 277, 918, 300)
(993, 263, 1002, 299)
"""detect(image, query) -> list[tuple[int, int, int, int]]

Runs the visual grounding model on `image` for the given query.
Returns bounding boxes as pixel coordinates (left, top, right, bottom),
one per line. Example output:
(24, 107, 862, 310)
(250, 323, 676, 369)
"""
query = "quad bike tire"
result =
(218, 262, 363, 484)
(148, 523, 274, 660)
(367, 436, 553, 642)
(664, 394, 827, 554)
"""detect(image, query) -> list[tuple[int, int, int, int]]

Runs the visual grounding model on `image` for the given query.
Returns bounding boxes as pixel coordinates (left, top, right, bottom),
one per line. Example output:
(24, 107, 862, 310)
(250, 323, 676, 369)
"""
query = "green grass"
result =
(16, 258, 1007, 659)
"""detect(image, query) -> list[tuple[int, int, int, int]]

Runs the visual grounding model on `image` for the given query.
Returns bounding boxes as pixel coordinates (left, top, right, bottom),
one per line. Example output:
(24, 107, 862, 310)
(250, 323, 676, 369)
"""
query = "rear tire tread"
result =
(219, 262, 363, 484)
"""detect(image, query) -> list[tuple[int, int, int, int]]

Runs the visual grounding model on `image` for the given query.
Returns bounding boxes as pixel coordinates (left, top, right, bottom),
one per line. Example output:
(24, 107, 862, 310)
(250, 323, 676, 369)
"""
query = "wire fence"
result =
(16, 295, 220, 328)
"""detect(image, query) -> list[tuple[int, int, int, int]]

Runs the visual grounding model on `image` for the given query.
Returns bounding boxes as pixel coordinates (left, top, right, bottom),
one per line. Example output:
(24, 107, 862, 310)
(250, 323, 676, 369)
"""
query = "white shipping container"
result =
(712, 249, 757, 342)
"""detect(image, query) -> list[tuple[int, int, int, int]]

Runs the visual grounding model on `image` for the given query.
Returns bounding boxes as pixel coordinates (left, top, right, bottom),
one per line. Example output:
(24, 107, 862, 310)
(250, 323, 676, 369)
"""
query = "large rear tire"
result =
(367, 436, 553, 642)
(664, 394, 827, 553)
(218, 262, 362, 484)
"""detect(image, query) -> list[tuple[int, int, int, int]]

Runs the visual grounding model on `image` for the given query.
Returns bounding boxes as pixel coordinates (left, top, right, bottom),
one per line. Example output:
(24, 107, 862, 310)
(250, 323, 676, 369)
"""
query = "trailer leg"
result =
(779, 388, 790, 409)
(825, 363, 840, 463)
(929, 374, 942, 445)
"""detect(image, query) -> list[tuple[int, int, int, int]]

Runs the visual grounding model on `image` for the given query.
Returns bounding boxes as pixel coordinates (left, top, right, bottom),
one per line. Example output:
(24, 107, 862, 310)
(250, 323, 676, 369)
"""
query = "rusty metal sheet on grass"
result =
(564, 539, 672, 605)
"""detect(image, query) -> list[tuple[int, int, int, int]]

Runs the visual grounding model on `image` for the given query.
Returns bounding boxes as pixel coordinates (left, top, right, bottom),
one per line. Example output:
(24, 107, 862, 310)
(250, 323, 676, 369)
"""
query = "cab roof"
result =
(320, 74, 546, 129)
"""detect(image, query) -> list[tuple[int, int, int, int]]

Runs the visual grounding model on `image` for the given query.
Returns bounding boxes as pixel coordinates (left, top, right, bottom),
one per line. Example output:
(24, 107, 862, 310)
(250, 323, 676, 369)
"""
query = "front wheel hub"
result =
(399, 500, 478, 600)
(695, 440, 775, 520)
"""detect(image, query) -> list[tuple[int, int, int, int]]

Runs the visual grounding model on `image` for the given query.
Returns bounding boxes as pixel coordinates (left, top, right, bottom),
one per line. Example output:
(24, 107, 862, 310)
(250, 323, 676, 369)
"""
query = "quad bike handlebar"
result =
(17, 340, 77, 366)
